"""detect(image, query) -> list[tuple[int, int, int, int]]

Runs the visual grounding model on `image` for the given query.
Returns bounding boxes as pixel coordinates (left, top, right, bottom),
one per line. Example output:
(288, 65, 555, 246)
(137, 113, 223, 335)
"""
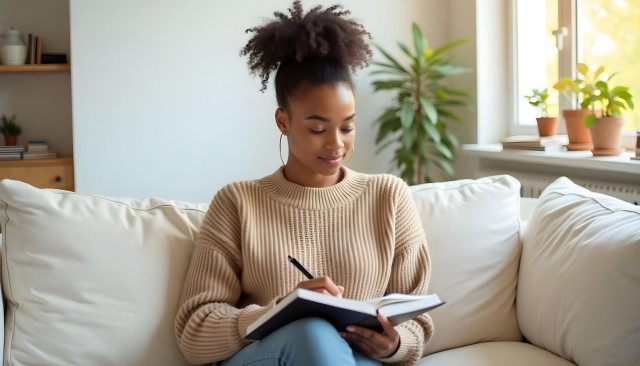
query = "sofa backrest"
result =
(0, 175, 530, 365)
(518, 177, 640, 366)
(0, 180, 208, 366)
(408, 175, 524, 355)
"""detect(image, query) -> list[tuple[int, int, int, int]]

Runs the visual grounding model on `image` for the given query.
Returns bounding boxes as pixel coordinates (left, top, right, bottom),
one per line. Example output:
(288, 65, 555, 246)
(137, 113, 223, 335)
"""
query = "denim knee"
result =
(280, 317, 353, 361)
(283, 317, 341, 344)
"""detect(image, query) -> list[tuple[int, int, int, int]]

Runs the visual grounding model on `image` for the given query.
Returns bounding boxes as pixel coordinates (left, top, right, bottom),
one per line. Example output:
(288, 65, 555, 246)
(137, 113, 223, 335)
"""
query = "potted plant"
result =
(582, 71, 634, 156)
(553, 63, 601, 150)
(524, 88, 558, 137)
(370, 23, 471, 184)
(0, 114, 22, 146)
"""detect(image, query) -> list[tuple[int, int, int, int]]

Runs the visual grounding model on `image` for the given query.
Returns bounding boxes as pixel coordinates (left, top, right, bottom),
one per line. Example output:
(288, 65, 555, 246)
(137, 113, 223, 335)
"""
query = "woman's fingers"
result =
(343, 335, 377, 357)
(341, 326, 386, 350)
(310, 288, 330, 295)
(377, 313, 397, 336)
(295, 276, 343, 297)
(339, 315, 401, 359)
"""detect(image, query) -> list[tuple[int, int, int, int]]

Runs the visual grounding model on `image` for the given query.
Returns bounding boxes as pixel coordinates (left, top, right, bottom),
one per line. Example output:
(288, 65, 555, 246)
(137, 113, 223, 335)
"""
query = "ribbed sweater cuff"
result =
(375, 326, 420, 364)
(236, 299, 278, 339)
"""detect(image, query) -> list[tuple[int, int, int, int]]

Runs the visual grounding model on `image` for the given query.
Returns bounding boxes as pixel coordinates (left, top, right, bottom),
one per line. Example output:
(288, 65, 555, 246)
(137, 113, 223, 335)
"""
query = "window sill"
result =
(461, 144, 640, 176)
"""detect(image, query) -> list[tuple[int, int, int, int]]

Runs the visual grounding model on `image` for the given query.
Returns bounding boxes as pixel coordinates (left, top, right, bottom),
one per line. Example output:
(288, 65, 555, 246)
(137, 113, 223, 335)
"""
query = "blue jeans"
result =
(221, 318, 382, 366)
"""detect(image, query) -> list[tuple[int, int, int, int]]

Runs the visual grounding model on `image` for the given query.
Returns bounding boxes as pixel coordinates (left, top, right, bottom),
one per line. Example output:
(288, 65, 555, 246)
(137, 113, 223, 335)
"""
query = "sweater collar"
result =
(259, 166, 369, 210)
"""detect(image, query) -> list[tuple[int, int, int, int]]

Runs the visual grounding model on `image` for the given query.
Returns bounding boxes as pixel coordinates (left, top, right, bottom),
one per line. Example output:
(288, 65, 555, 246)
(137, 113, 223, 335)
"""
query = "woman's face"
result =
(276, 83, 356, 177)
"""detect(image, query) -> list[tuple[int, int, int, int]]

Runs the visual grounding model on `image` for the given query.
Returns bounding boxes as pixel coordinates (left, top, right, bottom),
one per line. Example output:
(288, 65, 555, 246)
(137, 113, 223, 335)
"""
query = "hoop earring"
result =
(344, 145, 355, 163)
(279, 133, 287, 165)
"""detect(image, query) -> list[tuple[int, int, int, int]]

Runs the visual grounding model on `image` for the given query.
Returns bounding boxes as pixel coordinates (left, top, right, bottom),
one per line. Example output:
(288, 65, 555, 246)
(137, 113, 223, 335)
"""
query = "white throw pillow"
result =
(518, 177, 640, 366)
(0, 180, 208, 366)
(409, 175, 523, 355)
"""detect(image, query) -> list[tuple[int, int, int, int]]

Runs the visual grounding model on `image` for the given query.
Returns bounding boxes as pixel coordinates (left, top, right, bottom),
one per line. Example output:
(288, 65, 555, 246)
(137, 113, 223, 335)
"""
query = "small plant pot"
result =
(4, 134, 18, 146)
(563, 109, 594, 150)
(536, 117, 559, 137)
(590, 116, 625, 156)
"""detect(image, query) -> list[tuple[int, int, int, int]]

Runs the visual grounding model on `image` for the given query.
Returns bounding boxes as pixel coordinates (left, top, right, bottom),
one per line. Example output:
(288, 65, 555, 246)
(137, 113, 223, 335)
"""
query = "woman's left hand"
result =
(340, 312, 400, 359)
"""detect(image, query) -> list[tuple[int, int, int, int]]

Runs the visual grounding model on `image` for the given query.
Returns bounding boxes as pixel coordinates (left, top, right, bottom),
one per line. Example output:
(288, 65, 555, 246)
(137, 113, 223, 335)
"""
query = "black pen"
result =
(288, 255, 315, 279)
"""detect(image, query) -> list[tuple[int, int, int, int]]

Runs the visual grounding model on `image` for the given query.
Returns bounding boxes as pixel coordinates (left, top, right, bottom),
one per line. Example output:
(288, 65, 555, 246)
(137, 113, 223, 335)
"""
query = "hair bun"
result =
(241, 1, 372, 91)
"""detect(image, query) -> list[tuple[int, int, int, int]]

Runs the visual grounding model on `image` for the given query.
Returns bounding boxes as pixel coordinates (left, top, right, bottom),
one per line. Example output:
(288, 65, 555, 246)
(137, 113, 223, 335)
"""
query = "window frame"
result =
(509, 0, 576, 137)
(509, 0, 636, 142)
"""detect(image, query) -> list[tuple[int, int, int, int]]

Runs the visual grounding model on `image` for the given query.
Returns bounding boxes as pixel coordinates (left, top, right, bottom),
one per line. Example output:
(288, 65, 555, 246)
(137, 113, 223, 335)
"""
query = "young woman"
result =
(175, 2, 433, 365)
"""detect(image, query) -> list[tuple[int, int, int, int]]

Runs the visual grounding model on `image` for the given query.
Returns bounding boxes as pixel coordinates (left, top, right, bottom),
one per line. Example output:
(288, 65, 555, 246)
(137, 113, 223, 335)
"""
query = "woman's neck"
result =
(282, 160, 343, 188)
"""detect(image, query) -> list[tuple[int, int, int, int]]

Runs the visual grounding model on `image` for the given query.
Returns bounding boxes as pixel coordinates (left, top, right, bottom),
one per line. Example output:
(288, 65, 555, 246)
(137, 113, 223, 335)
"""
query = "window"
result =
(511, 0, 639, 135)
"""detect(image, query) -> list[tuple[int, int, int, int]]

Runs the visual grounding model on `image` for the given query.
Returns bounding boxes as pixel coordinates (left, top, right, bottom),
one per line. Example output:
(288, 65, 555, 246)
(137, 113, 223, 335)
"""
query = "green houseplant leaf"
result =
(581, 67, 635, 124)
(0, 114, 22, 136)
(371, 23, 471, 185)
(412, 23, 426, 57)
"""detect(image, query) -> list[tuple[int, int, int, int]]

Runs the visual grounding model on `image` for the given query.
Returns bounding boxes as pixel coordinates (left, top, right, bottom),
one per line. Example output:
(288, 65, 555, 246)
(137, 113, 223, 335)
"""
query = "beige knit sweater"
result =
(175, 166, 433, 366)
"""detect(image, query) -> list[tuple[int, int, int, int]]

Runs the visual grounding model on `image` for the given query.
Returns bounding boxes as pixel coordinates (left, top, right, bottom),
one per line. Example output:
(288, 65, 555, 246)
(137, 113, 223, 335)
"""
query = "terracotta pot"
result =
(536, 117, 559, 137)
(563, 109, 592, 144)
(4, 134, 17, 146)
(590, 116, 624, 156)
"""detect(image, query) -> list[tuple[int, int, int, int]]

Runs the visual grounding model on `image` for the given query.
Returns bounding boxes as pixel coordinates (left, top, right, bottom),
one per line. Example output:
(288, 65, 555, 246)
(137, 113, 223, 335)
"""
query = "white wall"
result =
(446, 0, 511, 179)
(0, 0, 73, 157)
(475, 0, 509, 144)
(447, 0, 478, 179)
(70, 0, 450, 202)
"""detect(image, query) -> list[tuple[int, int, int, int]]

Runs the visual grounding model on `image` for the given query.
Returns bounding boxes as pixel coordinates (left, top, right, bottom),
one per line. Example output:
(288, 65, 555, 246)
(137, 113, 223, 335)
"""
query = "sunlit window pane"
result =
(578, 0, 640, 132)
(516, 0, 559, 125)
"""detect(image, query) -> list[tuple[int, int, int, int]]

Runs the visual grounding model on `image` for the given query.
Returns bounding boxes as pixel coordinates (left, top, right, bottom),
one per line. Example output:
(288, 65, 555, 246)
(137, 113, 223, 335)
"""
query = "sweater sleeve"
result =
(375, 181, 434, 366)
(174, 185, 277, 365)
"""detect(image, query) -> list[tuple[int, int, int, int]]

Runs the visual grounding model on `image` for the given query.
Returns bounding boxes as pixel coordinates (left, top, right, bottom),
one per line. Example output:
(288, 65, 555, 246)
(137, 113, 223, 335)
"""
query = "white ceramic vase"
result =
(0, 29, 27, 65)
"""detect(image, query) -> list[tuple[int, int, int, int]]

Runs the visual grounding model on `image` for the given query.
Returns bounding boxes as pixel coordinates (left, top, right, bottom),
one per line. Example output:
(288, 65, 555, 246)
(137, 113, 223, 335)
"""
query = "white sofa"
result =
(0, 175, 637, 366)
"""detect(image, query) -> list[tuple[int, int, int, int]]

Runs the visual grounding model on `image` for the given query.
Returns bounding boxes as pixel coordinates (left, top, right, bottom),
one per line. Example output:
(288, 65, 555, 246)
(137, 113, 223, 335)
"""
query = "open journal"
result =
(244, 289, 445, 341)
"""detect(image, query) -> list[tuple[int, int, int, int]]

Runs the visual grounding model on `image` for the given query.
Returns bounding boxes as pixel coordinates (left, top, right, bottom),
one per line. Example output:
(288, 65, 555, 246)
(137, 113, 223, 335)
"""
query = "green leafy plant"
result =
(524, 88, 552, 117)
(582, 70, 634, 128)
(553, 63, 606, 109)
(371, 23, 471, 185)
(0, 114, 22, 136)
(553, 77, 584, 108)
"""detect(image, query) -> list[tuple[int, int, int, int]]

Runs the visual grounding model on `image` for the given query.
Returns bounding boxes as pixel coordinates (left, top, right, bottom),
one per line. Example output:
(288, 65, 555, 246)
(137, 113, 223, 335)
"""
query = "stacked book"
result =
(501, 135, 569, 151)
(25, 33, 44, 65)
(23, 141, 57, 160)
(0, 146, 25, 160)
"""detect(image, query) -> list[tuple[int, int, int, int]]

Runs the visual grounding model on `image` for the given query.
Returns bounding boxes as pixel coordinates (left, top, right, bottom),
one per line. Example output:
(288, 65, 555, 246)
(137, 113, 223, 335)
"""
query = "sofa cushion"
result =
(0, 180, 207, 366)
(518, 177, 640, 366)
(409, 175, 523, 355)
(416, 342, 576, 366)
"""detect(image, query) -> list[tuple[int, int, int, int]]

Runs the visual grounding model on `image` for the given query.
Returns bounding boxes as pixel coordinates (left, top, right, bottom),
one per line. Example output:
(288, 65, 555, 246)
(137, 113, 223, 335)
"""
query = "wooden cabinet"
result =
(0, 158, 74, 191)
(0, 64, 70, 73)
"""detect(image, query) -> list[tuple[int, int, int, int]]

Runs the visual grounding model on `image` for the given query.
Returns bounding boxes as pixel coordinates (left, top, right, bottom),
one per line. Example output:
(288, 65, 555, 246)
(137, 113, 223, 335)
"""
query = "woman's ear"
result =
(275, 108, 289, 135)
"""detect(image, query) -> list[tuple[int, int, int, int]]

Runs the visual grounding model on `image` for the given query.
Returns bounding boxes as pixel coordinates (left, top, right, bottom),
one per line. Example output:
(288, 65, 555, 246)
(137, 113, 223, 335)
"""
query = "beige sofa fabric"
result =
(417, 342, 576, 366)
(0, 180, 207, 366)
(409, 175, 523, 355)
(518, 177, 640, 366)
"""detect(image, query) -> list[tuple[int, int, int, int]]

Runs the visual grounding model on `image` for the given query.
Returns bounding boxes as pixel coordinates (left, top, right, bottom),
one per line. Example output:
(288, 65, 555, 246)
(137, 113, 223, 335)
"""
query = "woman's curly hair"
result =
(240, 1, 373, 108)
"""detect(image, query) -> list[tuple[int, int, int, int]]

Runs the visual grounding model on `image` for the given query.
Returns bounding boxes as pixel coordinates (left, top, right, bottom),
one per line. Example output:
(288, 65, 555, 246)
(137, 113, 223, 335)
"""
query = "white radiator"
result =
(479, 171, 640, 206)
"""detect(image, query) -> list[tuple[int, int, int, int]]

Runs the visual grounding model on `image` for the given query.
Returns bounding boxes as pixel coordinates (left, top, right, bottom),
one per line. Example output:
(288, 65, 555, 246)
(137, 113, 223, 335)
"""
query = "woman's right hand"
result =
(277, 276, 344, 304)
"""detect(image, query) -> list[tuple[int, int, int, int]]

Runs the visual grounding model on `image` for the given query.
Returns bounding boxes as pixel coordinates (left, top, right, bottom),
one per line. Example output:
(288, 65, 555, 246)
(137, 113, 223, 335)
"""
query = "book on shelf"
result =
(0, 145, 26, 153)
(500, 135, 569, 151)
(244, 289, 445, 341)
(0, 153, 22, 160)
(27, 140, 50, 154)
(0, 141, 58, 160)
(23, 152, 58, 160)
(25, 34, 44, 64)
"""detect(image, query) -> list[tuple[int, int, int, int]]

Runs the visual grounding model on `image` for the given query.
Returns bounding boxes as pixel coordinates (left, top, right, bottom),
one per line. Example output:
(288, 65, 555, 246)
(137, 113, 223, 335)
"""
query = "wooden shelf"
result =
(0, 157, 72, 168)
(0, 64, 70, 73)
